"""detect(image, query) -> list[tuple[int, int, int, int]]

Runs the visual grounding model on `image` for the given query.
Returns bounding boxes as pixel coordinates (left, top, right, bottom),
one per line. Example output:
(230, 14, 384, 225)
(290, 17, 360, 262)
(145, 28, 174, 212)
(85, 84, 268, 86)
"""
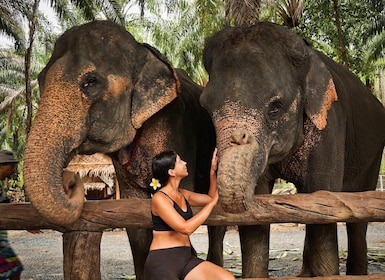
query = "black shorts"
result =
(144, 246, 204, 280)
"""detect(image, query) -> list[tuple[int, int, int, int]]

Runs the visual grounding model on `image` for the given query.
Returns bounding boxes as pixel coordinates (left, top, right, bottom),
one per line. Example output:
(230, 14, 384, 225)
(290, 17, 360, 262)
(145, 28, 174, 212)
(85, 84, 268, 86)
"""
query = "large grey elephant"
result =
(201, 22, 385, 278)
(23, 20, 225, 280)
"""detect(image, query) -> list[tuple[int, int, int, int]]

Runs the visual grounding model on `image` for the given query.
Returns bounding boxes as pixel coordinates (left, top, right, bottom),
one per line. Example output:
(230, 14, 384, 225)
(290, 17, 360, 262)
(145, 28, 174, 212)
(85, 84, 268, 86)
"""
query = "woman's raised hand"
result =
(211, 189, 219, 205)
(211, 148, 218, 173)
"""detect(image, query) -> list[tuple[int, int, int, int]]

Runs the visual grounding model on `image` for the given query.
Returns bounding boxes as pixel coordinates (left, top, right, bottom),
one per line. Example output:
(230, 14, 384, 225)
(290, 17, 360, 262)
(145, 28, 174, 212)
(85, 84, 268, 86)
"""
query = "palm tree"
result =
(364, 0, 385, 69)
(50, 0, 126, 27)
(0, 0, 26, 52)
(0, 23, 49, 158)
(224, 0, 261, 25)
(131, 0, 225, 84)
(276, 0, 304, 28)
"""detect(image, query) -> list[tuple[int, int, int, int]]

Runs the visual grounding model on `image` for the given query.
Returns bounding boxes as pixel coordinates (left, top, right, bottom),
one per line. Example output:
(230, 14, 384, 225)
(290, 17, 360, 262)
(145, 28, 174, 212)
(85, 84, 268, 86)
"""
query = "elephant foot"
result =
(297, 268, 340, 278)
(297, 266, 311, 277)
(299, 224, 340, 277)
(239, 225, 270, 278)
(346, 222, 368, 275)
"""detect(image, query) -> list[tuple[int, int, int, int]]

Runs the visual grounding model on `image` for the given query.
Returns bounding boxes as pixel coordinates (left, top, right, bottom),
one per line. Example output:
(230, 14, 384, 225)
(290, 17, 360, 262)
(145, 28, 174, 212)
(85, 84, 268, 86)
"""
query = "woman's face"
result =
(172, 155, 188, 178)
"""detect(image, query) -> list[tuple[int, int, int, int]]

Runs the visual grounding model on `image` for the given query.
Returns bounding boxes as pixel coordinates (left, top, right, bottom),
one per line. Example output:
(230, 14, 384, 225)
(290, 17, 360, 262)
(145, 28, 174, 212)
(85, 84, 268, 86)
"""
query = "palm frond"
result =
(0, 1, 26, 50)
(224, 0, 261, 26)
(362, 30, 385, 71)
(277, 0, 304, 28)
(94, 0, 125, 26)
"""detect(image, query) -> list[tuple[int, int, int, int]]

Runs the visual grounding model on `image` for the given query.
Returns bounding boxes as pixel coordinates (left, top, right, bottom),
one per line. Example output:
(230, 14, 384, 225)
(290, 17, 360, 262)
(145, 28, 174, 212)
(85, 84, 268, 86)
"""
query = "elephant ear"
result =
(304, 51, 338, 130)
(131, 45, 180, 129)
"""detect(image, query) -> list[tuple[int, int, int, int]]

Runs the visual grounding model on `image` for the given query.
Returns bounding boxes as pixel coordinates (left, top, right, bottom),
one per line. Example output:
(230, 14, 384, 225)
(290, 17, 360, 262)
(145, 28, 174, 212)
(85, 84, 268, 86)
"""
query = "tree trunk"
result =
(25, 0, 40, 135)
(333, 0, 349, 67)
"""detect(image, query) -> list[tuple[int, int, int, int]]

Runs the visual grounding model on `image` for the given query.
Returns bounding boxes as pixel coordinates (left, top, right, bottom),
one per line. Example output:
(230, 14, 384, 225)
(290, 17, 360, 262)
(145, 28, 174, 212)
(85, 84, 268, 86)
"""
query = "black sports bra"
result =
(151, 191, 193, 231)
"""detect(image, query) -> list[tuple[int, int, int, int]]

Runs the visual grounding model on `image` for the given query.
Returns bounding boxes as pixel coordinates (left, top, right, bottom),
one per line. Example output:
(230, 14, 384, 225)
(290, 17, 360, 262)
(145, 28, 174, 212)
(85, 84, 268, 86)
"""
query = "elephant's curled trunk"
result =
(23, 132, 85, 227)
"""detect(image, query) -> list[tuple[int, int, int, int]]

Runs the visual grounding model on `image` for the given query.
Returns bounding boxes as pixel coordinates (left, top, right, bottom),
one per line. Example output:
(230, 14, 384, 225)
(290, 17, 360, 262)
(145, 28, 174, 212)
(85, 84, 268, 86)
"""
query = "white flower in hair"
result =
(150, 178, 161, 191)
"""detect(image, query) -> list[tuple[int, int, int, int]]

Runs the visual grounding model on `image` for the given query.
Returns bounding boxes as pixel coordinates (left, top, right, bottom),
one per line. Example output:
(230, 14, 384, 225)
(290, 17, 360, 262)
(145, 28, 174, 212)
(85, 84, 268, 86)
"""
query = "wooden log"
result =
(1, 190, 385, 231)
(63, 231, 103, 280)
(0, 202, 64, 231)
(1, 190, 384, 280)
(215, 190, 385, 226)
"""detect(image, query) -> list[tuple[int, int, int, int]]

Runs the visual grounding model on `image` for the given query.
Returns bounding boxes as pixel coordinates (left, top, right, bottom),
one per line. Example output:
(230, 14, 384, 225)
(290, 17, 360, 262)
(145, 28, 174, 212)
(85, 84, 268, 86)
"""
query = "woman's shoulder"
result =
(152, 190, 173, 205)
(152, 191, 165, 200)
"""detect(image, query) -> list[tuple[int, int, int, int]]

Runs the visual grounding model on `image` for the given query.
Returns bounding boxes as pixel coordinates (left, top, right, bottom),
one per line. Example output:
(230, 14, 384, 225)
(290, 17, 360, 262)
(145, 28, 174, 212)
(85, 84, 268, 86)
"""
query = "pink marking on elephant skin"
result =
(310, 79, 338, 130)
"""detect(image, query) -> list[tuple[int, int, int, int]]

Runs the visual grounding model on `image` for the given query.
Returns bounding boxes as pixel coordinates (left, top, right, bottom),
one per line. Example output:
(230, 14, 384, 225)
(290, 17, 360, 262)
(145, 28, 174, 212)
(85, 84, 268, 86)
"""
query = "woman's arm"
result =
(152, 190, 218, 235)
(181, 148, 218, 207)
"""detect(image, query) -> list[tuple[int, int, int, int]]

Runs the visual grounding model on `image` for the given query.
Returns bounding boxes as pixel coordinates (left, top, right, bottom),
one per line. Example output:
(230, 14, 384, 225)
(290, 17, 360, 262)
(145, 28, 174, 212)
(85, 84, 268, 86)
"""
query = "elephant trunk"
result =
(23, 97, 86, 226)
(217, 130, 260, 214)
(24, 133, 84, 226)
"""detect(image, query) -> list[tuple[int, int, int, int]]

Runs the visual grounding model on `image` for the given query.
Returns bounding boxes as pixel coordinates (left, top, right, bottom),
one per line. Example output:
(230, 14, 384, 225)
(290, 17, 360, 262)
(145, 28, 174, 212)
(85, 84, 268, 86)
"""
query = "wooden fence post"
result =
(63, 231, 103, 280)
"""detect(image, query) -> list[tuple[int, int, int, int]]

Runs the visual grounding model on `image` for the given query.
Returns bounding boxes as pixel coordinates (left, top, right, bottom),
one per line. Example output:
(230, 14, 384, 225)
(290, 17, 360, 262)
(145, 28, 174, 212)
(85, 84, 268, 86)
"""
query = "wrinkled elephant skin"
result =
(23, 21, 222, 280)
(217, 131, 259, 213)
(201, 22, 385, 278)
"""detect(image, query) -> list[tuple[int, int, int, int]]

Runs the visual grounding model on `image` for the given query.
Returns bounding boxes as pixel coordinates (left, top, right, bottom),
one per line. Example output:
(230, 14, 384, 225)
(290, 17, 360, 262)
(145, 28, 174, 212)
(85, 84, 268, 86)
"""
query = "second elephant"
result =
(201, 22, 385, 278)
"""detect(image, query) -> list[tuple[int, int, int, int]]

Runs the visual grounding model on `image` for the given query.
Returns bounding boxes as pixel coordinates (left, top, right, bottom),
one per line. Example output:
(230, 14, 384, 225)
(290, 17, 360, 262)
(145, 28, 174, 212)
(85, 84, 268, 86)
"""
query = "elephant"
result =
(23, 20, 225, 280)
(201, 22, 385, 278)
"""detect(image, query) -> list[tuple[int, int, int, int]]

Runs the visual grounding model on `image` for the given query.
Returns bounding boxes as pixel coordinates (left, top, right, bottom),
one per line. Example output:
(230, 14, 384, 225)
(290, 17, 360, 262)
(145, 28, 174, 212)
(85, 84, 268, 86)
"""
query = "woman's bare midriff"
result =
(150, 230, 191, 250)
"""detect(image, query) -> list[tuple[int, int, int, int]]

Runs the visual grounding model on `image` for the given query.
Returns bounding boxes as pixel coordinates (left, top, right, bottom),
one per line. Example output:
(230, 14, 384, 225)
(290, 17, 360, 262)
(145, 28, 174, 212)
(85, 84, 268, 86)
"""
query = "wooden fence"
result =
(1, 190, 385, 280)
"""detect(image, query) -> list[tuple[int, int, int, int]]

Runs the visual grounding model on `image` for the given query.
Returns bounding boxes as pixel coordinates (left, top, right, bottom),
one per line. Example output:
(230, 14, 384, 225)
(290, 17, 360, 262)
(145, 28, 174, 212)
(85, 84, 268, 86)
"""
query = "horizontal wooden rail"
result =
(1, 190, 384, 280)
(1, 190, 385, 232)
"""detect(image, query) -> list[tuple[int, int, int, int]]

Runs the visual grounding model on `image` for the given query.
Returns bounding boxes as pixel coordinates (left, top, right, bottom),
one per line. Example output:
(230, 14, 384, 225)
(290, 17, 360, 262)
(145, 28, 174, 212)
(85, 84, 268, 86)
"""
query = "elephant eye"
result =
(268, 101, 283, 119)
(83, 76, 97, 88)
(79, 72, 106, 100)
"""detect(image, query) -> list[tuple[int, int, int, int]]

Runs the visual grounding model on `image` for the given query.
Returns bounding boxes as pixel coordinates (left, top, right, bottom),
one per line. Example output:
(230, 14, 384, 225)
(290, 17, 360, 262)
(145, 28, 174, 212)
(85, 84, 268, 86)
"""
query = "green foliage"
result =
(49, 0, 126, 26)
(0, 44, 43, 189)
(126, 0, 226, 85)
(0, 0, 27, 52)
(259, 1, 384, 97)
(0, 49, 28, 153)
(294, 1, 385, 87)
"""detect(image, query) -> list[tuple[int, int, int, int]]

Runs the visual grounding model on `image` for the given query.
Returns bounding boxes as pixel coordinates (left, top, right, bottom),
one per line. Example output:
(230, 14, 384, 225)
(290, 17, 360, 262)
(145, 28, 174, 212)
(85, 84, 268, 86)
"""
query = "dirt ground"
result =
(7, 222, 385, 279)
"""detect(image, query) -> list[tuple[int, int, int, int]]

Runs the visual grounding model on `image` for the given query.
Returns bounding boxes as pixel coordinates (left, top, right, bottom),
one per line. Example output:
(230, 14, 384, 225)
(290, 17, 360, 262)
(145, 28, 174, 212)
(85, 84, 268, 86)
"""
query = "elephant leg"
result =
(126, 228, 152, 280)
(239, 224, 270, 278)
(346, 222, 368, 275)
(299, 224, 339, 276)
(206, 225, 226, 266)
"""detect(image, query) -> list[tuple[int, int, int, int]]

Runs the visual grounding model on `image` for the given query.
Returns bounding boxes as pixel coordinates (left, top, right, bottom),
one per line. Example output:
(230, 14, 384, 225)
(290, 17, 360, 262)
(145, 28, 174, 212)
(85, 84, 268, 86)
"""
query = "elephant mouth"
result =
(121, 127, 143, 168)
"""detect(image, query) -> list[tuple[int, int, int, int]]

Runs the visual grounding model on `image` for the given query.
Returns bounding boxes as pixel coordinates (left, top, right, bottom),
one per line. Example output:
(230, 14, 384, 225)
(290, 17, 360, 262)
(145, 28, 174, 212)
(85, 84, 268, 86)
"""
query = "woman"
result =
(144, 149, 235, 280)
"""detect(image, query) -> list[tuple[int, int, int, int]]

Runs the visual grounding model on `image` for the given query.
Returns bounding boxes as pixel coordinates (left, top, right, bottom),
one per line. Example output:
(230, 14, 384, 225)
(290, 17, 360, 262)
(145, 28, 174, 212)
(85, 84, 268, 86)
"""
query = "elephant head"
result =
(23, 21, 179, 226)
(201, 22, 337, 213)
